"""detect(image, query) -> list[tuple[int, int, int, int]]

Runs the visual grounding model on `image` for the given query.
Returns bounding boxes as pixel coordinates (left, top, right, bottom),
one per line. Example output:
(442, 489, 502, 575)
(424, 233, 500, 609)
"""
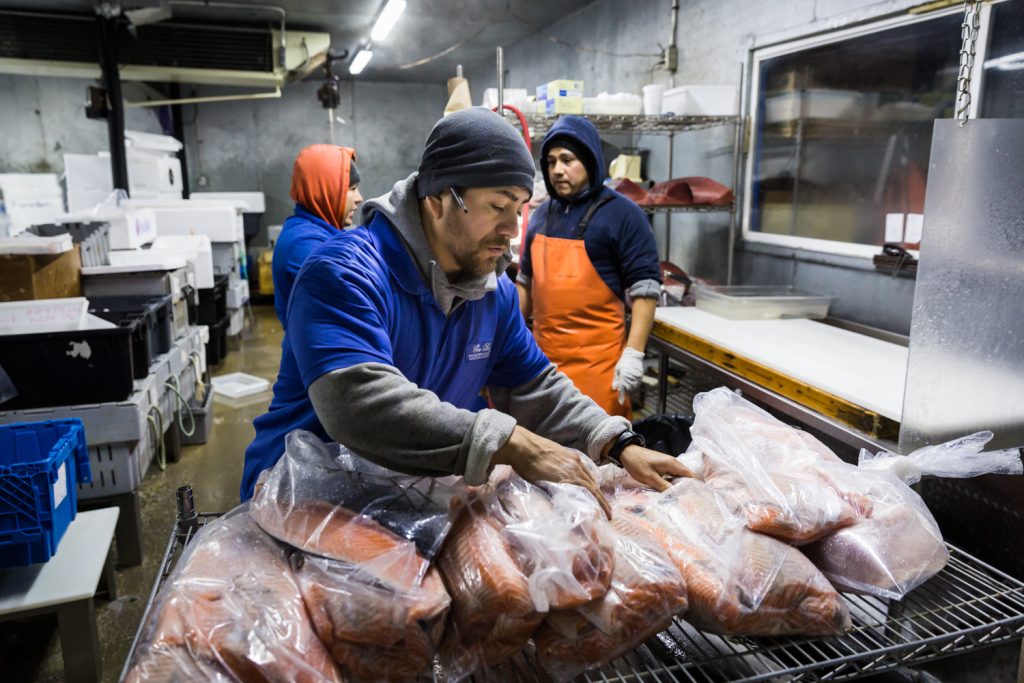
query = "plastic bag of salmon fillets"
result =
(803, 464, 949, 601)
(293, 553, 450, 682)
(535, 509, 688, 681)
(690, 388, 868, 544)
(123, 506, 343, 683)
(620, 480, 851, 638)
(491, 465, 615, 611)
(436, 493, 543, 682)
(250, 429, 468, 584)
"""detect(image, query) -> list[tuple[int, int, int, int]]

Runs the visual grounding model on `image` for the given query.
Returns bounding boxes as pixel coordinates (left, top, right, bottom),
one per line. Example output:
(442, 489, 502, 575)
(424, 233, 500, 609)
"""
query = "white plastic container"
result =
(0, 297, 89, 335)
(642, 84, 665, 116)
(211, 372, 270, 399)
(583, 93, 643, 116)
(694, 285, 833, 320)
(661, 85, 739, 116)
(226, 278, 249, 310)
(108, 234, 214, 289)
(765, 89, 864, 122)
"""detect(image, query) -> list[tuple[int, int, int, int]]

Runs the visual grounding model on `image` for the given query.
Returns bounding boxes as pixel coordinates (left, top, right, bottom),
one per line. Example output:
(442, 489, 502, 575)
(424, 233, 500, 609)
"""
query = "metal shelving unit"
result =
(124, 513, 1024, 683)
(508, 113, 740, 138)
(506, 70, 746, 285)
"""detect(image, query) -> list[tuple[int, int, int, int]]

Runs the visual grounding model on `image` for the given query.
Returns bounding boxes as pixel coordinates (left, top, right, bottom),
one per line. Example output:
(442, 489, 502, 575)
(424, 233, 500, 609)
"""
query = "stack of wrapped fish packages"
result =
(125, 388, 1021, 682)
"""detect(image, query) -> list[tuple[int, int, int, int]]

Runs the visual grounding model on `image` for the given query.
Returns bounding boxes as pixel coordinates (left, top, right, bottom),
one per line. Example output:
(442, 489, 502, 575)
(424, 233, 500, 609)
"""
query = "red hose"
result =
(492, 104, 532, 249)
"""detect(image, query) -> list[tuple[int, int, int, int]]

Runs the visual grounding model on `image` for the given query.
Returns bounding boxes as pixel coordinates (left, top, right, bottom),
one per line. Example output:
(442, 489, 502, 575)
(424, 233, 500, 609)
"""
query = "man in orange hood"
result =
(273, 144, 362, 326)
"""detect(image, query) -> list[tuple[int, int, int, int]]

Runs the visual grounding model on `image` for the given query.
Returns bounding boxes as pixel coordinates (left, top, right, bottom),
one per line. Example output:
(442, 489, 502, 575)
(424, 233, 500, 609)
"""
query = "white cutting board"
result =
(655, 307, 907, 422)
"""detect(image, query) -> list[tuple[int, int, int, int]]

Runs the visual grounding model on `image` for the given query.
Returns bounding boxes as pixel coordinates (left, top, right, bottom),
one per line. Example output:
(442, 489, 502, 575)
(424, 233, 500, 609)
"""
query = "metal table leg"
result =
(57, 598, 101, 683)
(1017, 639, 1023, 683)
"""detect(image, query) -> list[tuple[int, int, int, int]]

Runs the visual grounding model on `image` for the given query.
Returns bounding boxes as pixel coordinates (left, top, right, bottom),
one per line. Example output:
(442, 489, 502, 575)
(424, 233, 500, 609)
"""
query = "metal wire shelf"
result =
(507, 113, 739, 138)
(123, 516, 1024, 683)
(641, 204, 735, 214)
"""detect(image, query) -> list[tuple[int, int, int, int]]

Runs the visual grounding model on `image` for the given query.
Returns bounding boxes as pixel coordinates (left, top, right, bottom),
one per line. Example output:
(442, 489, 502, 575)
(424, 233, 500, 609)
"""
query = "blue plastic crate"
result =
(0, 418, 92, 568)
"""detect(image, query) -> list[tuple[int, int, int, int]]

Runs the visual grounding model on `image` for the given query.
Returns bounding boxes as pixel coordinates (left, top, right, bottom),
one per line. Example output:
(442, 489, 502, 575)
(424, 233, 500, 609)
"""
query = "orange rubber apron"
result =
(531, 194, 630, 418)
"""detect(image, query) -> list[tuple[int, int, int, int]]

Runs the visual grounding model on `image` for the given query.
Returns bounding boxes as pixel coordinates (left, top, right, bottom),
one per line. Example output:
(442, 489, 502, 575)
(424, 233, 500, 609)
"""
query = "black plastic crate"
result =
(0, 328, 136, 408)
(205, 316, 229, 366)
(196, 275, 228, 326)
(89, 295, 174, 379)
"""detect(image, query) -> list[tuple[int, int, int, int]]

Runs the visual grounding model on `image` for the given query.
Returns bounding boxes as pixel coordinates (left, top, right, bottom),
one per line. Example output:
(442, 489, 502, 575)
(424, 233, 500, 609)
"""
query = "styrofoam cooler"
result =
(227, 306, 245, 337)
(125, 202, 244, 243)
(226, 278, 249, 310)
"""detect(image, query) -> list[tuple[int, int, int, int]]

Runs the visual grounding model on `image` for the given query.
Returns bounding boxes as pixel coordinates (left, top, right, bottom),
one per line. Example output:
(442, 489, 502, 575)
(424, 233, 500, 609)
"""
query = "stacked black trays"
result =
(88, 295, 174, 379)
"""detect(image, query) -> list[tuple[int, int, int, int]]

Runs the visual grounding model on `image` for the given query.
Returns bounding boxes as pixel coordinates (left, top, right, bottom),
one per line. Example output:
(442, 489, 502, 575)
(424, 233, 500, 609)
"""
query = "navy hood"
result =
(540, 115, 606, 203)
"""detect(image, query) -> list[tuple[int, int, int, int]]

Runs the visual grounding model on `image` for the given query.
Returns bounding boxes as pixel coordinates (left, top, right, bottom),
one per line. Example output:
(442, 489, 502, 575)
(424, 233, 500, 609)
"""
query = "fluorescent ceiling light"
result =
(370, 0, 407, 42)
(349, 49, 373, 75)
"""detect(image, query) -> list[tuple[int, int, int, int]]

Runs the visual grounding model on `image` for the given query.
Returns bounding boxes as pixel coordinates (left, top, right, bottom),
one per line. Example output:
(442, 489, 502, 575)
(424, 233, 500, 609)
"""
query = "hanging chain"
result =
(955, 0, 982, 126)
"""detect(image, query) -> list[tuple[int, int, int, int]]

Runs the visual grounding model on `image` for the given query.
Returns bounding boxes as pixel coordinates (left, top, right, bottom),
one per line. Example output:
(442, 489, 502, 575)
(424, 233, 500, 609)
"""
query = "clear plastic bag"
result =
(493, 466, 614, 612)
(436, 493, 540, 682)
(250, 429, 467, 585)
(293, 553, 450, 682)
(123, 506, 343, 683)
(534, 508, 687, 681)
(803, 464, 948, 600)
(691, 388, 866, 544)
(858, 430, 1023, 485)
(621, 479, 851, 637)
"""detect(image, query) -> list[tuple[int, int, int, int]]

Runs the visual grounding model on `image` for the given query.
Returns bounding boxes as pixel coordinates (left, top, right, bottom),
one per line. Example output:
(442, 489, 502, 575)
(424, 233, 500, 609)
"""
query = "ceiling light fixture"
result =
(370, 0, 407, 42)
(349, 48, 373, 75)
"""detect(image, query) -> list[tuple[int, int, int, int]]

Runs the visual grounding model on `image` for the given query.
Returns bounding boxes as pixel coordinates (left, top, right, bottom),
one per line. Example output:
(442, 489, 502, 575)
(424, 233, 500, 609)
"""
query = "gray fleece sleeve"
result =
(489, 363, 630, 462)
(628, 277, 661, 300)
(308, 363, 516, 485)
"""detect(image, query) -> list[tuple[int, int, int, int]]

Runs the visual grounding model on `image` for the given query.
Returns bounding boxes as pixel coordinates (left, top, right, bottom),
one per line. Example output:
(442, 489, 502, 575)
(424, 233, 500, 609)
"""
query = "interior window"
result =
(748, 13, 963, 247)
(982, 2, 1024, 118)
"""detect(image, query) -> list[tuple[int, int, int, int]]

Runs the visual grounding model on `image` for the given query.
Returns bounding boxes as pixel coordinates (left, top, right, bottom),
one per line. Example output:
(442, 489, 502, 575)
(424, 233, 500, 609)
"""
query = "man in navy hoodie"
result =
(517, 115, 661, 419)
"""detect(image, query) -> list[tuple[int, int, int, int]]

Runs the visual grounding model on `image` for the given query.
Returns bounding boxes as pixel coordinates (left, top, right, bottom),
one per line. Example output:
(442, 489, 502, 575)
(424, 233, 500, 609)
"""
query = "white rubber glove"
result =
(612, 347, 646, 405)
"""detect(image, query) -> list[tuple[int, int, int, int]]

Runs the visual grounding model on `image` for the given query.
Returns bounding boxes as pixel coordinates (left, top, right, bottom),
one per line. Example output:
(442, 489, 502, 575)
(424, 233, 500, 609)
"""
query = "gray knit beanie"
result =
(416, 107, 535, 199)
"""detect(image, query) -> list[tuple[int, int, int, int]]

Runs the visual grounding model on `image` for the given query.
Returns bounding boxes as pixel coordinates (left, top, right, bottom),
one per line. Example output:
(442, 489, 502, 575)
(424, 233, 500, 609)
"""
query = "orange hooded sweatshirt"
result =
(289, 144, 357, 228)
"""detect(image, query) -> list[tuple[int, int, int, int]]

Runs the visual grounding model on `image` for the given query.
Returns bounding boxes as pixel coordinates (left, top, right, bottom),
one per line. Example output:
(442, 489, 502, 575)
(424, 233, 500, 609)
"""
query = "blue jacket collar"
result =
(293, 204, 339, 232)
(367, 211, 432, 300)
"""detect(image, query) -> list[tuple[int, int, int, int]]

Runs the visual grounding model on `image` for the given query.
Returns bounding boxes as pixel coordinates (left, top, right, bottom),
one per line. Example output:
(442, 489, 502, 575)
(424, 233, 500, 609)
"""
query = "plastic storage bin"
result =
(205, 316, 229, 366)
(88, 295, 173, 380)
(0, 418, 92, 568)
(694, 285, 833, 320)
(196, 275, 228, 326)
(0, 326, 136, 408)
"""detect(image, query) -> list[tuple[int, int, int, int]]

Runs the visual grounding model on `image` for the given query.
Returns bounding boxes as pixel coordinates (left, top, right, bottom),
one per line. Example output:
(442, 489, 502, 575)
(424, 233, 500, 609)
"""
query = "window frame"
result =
(740, 3, 998, 259)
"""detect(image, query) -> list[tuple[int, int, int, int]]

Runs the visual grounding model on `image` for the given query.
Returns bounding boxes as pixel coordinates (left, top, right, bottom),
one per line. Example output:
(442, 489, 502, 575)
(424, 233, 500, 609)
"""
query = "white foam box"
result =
(661, 85, 739, 117)
(190, 191, 265, 213)
(227, 306, 245, 337)
(226, 278, 249, 310)
(148, 234, 215, 289)
(764, 89, 863, 122)
(125, 202, 244, 243)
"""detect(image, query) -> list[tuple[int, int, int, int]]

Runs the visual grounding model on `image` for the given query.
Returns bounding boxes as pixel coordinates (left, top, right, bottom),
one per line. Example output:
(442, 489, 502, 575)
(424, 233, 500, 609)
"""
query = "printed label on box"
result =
(53, 462, 67, 507)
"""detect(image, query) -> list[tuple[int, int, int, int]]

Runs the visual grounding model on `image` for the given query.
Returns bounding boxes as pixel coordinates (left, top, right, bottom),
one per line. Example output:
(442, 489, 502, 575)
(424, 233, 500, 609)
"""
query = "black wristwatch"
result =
(607, 429, 646, 468)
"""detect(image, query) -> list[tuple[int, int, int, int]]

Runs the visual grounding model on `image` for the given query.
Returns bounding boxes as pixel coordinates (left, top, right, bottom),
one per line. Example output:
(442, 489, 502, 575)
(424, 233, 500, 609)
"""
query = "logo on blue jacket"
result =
(466, 341, 493, 362)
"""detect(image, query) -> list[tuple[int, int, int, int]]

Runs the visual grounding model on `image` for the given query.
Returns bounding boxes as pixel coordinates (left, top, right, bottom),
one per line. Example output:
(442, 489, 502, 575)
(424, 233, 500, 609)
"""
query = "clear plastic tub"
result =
(695, 285, 833, 320)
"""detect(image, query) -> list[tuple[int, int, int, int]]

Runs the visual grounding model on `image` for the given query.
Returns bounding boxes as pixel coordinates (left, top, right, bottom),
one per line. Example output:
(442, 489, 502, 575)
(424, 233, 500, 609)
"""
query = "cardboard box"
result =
(0, 246, 82, 302)
(545, 97, 584, 115)
(537, 80, 584, 100)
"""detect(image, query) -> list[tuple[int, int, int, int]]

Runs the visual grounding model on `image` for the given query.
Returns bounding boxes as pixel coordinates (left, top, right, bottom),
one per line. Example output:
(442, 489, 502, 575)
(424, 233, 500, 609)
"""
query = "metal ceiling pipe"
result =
(168, 0, 287, 67)
(496, 47, 504, 112)
(96, 11, 129, 194)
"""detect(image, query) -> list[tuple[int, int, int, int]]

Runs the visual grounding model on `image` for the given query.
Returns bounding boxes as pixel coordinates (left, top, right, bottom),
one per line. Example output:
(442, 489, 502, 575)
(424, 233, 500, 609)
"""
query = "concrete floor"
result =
(1, 302, 1021, 682)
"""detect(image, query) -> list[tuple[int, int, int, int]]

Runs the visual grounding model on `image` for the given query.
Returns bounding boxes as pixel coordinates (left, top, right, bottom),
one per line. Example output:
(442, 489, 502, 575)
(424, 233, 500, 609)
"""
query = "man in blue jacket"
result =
(517, 115, 661, 419)
(241, 108, 687, 507)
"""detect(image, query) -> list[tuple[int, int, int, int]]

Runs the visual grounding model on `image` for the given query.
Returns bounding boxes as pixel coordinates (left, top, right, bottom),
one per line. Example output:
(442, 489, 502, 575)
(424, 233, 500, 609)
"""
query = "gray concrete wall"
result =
(466, 0, 927, 334)
(180, 80, 446, 241)
(0, 74, 164, 174)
